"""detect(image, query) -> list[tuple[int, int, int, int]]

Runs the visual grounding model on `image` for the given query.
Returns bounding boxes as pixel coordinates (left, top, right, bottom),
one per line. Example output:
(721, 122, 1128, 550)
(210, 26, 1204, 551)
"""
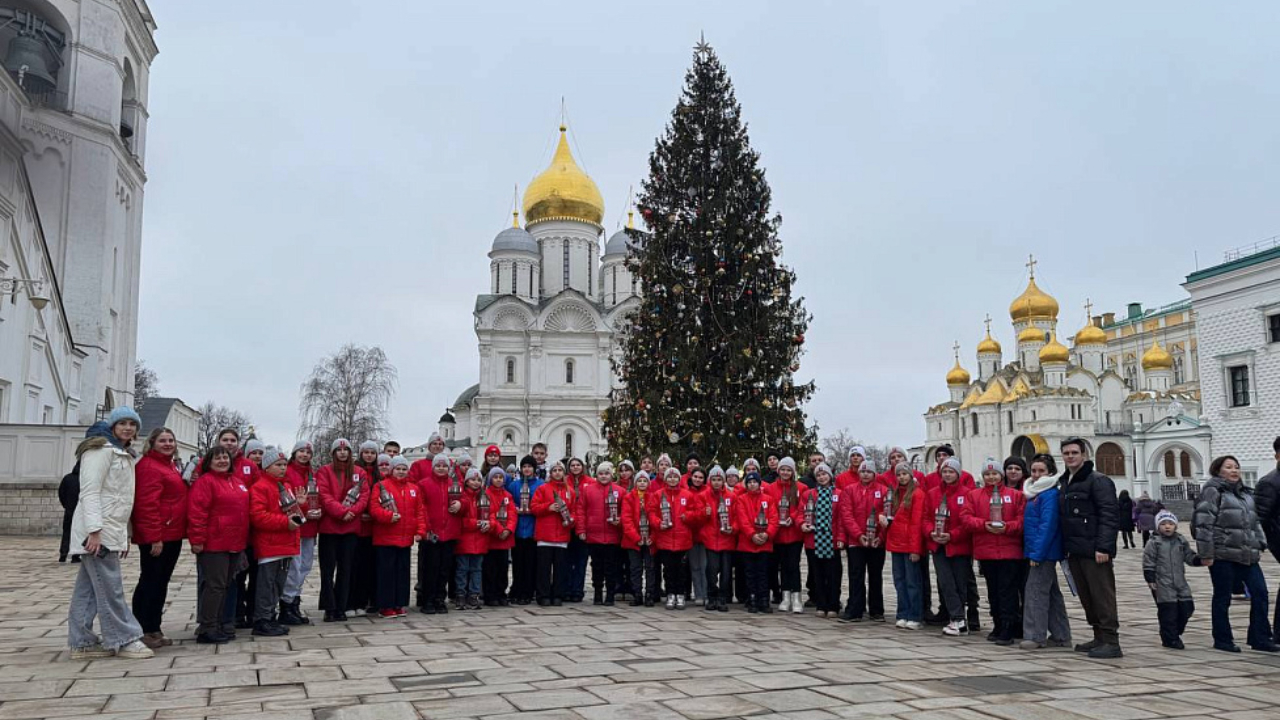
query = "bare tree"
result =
(299, 344, 397, 463)
(819, 427, 892, 474)
(195, 401, 252, 456)
(133, 360, 159, 411)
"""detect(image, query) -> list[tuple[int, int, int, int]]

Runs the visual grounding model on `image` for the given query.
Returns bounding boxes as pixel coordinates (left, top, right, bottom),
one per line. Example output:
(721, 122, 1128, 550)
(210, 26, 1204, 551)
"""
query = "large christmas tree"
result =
(603, 40, 815, 464)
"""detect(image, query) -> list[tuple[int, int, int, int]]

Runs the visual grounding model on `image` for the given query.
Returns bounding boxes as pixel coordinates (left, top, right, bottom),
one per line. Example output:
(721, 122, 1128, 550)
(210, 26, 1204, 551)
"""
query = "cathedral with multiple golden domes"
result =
(437, 125, 640, 464)
(921, 257, 1210, 499)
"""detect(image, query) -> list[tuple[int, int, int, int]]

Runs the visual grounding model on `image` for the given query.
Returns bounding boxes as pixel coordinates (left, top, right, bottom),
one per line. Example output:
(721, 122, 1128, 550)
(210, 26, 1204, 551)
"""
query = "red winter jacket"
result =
(132, 450, 188, 545)
(317, 463, 370, 535)
(250, 477, 302, 558)
(418, 471, 463, 542)
(884, 486, 928, 555)
(186, 470, 250, 553)
(925, 483, 973, 557)
(284, 461, 321, 539)
(621, 488, 658, 552)
(800, 486, 842, 551)
(961, 483, 1026, 561)
(834, 469, 860, 491)
(683, 484, 713, 545)
(764, 479, 805, 544)
(921, 469, 977, 495)
(487, 486, 517, 550)
(532, 479, 576, 543)
(574, 481, 624, 545)
(233, 455, 260, 488)
(567, 472, 592, 495)
(354, 462, 381, 538)
(734, 488, 778, 553)
(652, 485, 696, 551)
(694, 488, 738, 552)
(369, 478, 428, 548)
(456, 487, 491, 555)
(834, 481, 888, 549)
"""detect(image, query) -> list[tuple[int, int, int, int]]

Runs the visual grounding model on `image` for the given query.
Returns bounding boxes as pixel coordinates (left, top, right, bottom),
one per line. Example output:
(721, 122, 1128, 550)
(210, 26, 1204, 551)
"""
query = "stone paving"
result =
(1, 533, 1279, 720)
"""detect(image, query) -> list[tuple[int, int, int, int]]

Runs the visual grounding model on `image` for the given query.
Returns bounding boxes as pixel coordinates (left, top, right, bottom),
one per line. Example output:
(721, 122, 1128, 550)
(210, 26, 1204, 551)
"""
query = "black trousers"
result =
(806, 549, 843, 612)
(921, 552, 934, 615)
(733, 552, 747, 602)
(233, 548, 257, 621)
(511, 538, 537, 601)
(318, 533, 357, 612)
(965, 560, 981, 625)
(743, 552, 770, 607)
(619, 548, 633, 595)
(57, 474, 78, 560)
(845, 546, 886, 618)
(350, 535, 377, 611)
(1157, 599, 1194, 646)
(981, 559, 1021, 640)
(705, 549, 734, 602)
(536, 545, 567, 600)
(775, 542, 803, 592)
(587, 543, 622, 597)
(131, 540, 183, 633)
(375, 545, 410, 610)
(656, 549, 688, 595)
(196, 551, 235, 635)
(628, 548, 658, 600)
(483, 548, 510, 602)
(416, 539, 456, 608)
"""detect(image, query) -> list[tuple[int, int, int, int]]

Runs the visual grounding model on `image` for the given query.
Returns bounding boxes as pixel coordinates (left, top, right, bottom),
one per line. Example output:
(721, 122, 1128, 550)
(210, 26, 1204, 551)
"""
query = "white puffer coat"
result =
(70, 436, 136, 556)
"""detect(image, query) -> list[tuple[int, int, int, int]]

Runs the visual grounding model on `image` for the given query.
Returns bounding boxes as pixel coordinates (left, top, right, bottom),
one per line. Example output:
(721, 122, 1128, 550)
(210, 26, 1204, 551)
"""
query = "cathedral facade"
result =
(920, 261, 1210, 500)
(439, 127, 639, 463)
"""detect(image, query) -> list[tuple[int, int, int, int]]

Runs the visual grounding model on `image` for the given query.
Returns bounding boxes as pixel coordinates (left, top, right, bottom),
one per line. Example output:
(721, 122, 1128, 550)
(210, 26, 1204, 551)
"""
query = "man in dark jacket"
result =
(1058, 438, 1122, 658)
(1254, 436, 1280, 559)
(57, 462, 82, 563)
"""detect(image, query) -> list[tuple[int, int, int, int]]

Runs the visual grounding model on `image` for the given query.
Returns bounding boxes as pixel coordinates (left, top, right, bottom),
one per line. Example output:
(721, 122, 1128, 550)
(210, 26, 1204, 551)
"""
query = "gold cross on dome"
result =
(1026, 254, 1038, 279)
(984, 314, 992, 334)
(953, 341, 961, 361)
(1084, 298, 1094, 318)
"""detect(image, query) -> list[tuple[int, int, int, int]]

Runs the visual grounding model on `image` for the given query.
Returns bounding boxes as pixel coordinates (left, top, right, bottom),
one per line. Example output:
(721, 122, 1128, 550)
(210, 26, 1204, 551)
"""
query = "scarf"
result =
(1023, 474, 1057, 500)
(814, 485, 834, 559)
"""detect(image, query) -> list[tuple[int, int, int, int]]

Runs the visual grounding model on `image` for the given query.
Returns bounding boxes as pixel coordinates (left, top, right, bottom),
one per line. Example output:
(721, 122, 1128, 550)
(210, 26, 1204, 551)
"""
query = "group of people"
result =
(61, 406, 1280, 661)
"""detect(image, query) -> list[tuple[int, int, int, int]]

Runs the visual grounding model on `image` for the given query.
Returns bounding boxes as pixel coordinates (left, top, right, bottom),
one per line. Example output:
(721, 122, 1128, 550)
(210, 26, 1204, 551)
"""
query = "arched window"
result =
(565, 430, 574, 458)
(1163, 451, 1176, 478)
(492, 266, 498, 294)
(1179, 452, 1192, 478)
(504, 431, 514, 445)
(565, 359, 575, 385)
(1096, 442, 1126, 477)
(505, 358, 515, 384)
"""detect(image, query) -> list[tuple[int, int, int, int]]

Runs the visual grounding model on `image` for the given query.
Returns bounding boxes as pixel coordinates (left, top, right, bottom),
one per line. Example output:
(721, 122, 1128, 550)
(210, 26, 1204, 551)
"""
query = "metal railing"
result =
(1223, 234, 1280, 262)
(1160, 481, 1202, 502)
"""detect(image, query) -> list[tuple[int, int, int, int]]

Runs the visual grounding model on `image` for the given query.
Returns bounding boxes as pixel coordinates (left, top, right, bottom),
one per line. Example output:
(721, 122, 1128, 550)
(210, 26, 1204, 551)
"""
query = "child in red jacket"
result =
(961, 458, 1026, 645)
(249, 447, 303, 637)
(655, 467, 695, 610)
(532, 460, 576, 606)
(455, 468, 490, 610)
(576, 461, 625, 605)
(765, 457, 806, 613)
(621, 471, 659, 606)
(927, 457, 977, 637)
(698, 466, 738, 612)
(735, 471, 778, 613)
(370, 455, 427, 618)
(835, 460, 888, 622)
(800, 463, 842, 617)
(483, 467, 517, 606)
(883, 462, 928, 629)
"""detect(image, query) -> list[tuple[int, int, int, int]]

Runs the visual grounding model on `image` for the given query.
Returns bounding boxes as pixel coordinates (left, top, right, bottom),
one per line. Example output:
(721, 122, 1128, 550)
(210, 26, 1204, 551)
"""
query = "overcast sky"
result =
(138, 0, 1280, 452)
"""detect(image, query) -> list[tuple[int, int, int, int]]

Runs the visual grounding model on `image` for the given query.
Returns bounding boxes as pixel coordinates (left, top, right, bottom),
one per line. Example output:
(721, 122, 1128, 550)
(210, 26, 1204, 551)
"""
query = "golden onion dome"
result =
(1009, 277, 1060, 322)
(1039, 333, 1070, 364)
(946, 359, 971, 386)
(1141, 339, 1174, 371)
(1074, 322, 1107, 346)
(1018, 325, 1047, 343)
(522, 126, 605, 228)
(977, 330, 1002, 355)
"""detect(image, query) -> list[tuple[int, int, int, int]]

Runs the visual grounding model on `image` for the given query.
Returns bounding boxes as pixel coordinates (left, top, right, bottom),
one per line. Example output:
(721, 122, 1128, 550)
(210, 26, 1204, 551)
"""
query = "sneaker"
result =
(1047, 638, 1070, 648)
(676, 595, 686, 610)
(1074, 639, 1102, 653)
(895, 619, 908, 629)
(665, 595, 676, 610)
(869, 614, 885, 622)
(791, 593, 804, 614)
(115, 640, 155, 660)
(1163, 639, 1185, 650)
(1020, 640, 1046, 650)
(904, 621, 923, 630)
(943, 621, 968, 637)
(397, 608, 408, 617)
(1214, 642, 1242, 653)
(994, 637, 1015, 646)
(378, 609, 398, 619)
(251, 620, 287, 637)
(1087, 643, 1123, 659)
(70, 644, 114, 660)
(195, 632, 228, 645)
(1250, 643, 1280, 653)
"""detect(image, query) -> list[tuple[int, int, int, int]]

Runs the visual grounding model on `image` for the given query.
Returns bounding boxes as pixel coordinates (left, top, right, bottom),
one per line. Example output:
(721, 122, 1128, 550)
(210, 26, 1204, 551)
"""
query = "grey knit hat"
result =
(259, 446, 287, 469)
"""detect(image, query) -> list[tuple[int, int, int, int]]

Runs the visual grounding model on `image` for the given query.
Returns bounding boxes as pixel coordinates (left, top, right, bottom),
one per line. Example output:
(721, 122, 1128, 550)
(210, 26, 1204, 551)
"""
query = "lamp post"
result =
(0, 276, 48, 309)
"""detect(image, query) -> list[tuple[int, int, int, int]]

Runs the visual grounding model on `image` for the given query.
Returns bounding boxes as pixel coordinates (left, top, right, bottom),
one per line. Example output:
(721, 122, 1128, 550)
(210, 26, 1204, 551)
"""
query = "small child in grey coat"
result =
(1142, 510, 1202, 649)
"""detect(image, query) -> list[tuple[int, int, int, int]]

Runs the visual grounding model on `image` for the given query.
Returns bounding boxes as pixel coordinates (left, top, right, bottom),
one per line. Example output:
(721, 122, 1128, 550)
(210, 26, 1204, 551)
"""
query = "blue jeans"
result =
(68, 551, 144, 650)
(891, 552, 923, 622)
(566, 537, 589, 598)
(455, 554, 483, 596)
(1209, 560, 1272, 648)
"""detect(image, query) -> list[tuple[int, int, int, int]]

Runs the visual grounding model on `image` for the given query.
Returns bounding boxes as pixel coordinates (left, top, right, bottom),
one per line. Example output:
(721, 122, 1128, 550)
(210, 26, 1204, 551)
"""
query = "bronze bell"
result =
(4, 32, 56, 94)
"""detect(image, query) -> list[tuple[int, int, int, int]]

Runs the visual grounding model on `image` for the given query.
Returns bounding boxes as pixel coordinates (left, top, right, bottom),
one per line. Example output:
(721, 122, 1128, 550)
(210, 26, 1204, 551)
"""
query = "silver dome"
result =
(491, 226, 538, 254)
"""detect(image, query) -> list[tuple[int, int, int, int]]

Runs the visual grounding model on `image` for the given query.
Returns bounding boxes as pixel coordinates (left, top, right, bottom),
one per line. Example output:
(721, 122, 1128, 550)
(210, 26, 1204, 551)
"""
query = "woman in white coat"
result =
(67, 408, 154, 660)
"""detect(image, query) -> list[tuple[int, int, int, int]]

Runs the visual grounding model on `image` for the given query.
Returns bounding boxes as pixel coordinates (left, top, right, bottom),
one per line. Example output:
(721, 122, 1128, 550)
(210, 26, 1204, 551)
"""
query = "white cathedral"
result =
(438, 126, 639, 463)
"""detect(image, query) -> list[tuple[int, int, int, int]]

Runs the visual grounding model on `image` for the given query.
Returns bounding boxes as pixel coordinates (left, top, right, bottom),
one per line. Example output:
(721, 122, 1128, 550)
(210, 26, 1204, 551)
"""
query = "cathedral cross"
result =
(1025, 254, 1038, 279)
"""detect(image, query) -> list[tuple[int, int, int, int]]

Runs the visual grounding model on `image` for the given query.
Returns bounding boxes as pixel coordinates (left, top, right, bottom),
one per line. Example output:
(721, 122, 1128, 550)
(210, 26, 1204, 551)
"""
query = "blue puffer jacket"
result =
(1023, 486, 1064, 563)
(507, 475, 544, 539)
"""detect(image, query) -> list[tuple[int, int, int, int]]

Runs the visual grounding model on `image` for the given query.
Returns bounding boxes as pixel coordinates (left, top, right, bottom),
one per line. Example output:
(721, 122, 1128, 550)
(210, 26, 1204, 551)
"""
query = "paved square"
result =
(1, 535, 1278, 719)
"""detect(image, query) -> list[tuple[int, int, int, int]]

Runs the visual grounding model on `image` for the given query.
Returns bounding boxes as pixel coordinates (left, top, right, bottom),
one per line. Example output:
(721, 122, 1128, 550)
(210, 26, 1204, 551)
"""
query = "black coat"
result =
(1117, 496, 1135, 532)
(1057, 461, 1119, 558)
(1255, 466, 1280, 549)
